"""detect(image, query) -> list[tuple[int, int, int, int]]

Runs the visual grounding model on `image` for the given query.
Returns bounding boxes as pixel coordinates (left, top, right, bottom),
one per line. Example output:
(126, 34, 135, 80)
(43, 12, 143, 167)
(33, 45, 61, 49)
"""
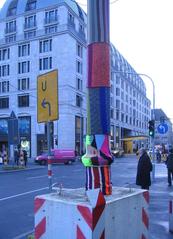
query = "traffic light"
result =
(148, 120, 155, 137)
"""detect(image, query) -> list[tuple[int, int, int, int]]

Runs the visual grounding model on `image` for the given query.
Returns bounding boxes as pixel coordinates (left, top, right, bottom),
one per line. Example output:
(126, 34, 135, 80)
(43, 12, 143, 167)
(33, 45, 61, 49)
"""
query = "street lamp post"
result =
(115, 71, 156, 180)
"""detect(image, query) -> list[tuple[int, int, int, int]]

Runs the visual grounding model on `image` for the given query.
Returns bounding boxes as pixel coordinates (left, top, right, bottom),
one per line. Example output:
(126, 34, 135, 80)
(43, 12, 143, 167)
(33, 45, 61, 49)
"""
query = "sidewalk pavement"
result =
(0, 158, 44, 173)
(148, 162, 173, 239)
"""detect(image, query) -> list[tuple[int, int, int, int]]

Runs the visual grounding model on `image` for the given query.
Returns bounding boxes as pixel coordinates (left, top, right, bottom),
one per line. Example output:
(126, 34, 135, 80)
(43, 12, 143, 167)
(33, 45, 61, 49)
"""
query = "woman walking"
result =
(136, 148, 153, 190)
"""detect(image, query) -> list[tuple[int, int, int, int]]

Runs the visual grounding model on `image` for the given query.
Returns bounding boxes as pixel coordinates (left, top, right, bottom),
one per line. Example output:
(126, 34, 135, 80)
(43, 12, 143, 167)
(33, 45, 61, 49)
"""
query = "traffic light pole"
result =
(139, 74, 156, 181)
(115, 71, 156, 180)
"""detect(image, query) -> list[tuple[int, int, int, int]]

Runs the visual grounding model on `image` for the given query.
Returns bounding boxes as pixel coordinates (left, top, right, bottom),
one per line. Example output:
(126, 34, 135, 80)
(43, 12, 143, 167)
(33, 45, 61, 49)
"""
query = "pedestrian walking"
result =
(23, 149, 28, 167)
(156, 149, 161, 163)
(166, 148, 173, 186)
(14, 147, 19, 165)
(19, 148, 24, 166)
(136, 148, 153, 190)
(2, 148, 8, 165)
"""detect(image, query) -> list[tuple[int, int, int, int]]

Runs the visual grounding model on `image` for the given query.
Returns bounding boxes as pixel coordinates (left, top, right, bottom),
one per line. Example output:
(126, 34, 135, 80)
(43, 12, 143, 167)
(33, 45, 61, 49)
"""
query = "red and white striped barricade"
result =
(34, 187, 149, 239)
(169, 193, 173, 233)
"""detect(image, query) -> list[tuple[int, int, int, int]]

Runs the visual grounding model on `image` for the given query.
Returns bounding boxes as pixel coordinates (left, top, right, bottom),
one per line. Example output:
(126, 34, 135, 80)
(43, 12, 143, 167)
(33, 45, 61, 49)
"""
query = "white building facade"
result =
(0, 0, 150, 158)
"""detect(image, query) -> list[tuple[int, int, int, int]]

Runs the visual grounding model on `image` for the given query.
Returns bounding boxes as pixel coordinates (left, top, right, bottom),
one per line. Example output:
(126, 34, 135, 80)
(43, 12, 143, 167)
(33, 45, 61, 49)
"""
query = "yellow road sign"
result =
(37, 70, 58, 123)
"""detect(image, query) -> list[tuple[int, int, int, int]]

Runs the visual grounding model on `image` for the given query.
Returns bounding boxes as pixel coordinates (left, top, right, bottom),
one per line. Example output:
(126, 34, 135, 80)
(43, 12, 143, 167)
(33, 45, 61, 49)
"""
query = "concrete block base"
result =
(34, 187, 149, 239)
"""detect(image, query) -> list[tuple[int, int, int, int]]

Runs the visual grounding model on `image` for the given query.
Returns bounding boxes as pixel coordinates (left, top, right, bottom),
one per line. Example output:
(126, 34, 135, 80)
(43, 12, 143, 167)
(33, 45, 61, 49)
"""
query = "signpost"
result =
(37, 70, 58, 190)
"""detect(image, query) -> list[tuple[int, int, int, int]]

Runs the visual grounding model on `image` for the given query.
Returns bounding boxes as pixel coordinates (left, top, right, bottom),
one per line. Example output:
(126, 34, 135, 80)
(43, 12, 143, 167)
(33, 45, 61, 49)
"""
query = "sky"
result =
(0, 0, 173, 121)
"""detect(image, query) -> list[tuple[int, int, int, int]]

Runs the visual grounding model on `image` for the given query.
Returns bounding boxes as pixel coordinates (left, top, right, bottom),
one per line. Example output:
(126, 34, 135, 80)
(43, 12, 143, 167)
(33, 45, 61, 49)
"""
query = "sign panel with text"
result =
(37, 70, 58, 123)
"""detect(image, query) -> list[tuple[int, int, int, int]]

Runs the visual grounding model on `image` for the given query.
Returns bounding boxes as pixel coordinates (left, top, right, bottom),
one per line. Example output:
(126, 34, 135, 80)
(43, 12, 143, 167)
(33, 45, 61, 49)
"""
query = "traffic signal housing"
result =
(148, 120, 155, 137)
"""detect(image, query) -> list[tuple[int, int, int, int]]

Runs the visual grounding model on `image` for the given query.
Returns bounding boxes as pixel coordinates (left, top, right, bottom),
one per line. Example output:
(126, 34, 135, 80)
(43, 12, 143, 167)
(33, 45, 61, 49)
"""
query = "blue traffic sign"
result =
(157, 123, 168, 134)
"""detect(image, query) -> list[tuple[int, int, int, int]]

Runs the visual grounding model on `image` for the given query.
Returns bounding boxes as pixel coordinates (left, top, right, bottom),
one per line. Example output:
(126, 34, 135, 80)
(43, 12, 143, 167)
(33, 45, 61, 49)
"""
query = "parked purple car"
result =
(35, 149, 76, 165)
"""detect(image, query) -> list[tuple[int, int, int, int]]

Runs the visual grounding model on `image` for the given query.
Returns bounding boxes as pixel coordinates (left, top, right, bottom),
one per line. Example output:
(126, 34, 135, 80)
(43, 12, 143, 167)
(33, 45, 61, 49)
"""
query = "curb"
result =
(0, 165, 45, 174)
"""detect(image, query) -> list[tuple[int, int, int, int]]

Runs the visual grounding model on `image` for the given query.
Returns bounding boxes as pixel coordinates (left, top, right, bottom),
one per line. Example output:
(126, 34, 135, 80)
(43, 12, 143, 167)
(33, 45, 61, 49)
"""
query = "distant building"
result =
(0, 0, 151, 157)
(152, 109, 173, 147)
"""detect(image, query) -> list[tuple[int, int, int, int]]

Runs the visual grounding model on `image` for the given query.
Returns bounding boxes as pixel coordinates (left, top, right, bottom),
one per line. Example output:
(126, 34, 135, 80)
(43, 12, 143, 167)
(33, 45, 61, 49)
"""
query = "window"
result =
(0, 97, 9, 109)
(39, 57, 52, 71)
(39, 39, 52, 53)
(18, 61, 30, 74)
(77, 43, 83, 58)
(5, 20, 16, 34)
(68, 12, 75, 25)
(116, 100, 120, 109)
(45, 25, 57, 34)
(116, 76, 120, 84)
(116, 88, 120, 96)
(116, 110, 119, 120)
(110, 109, 114, 119)
(121, 102, 124, 111)
(24, 30, 36, 40)
(7, 0, 18, 17)
(0, 65, 10, 77)
(0, 81, 9, 93)
(121, 113, 124, 122)
(79, 23, 84, 33)
(24, 15, 36, 29)
(25, 0, 37, 11)
(18, 78, 29, 90)
(5, 34, 16, 43)
(18, 94, 29, 107)
(0, 48, 10, 61)
(45, 9, 58, 24)
(76, 95, 82, 107)
(77, 78, 82, 91)
(76, 61, 82, 74)
(18, 44, 30, 57)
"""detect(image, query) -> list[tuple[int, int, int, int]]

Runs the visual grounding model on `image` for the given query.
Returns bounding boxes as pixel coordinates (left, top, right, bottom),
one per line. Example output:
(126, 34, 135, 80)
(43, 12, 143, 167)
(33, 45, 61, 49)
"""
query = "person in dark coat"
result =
(23, 149, 28, 167)
(136, 148, 153, 190)
(166, 148, 173, 186)
(14, 148, 19, 165)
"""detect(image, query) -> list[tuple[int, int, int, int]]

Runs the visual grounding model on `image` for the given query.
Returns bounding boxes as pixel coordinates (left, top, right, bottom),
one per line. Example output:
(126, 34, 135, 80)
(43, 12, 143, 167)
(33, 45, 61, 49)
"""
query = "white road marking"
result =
(0, 187, 48, 202)
(13, 229, 34, 239)
(27, 175, 48, 179)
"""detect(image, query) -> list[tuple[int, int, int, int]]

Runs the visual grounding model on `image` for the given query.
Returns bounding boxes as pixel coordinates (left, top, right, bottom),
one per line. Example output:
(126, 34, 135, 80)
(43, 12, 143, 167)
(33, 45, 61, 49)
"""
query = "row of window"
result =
(6, 9, 58, 34)
(0, 57, 52, 76)
(1, 41, 82, 61)
(0, 95, 29, 109)
(0, 78, 29, 93)
(5, 9, 85, 34)
(7, 0, 37, 17)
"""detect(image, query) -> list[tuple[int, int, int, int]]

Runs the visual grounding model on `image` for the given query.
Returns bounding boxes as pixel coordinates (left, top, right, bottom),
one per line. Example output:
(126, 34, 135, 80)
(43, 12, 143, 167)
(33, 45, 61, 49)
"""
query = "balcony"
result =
(44, 16, 59, 25)
(24, 22, 37, 31)
(4, 27, 17, 35)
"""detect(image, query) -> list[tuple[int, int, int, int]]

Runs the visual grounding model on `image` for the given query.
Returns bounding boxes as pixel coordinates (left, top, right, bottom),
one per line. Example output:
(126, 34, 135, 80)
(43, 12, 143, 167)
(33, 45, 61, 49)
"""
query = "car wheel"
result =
(40, 160, 46, 165)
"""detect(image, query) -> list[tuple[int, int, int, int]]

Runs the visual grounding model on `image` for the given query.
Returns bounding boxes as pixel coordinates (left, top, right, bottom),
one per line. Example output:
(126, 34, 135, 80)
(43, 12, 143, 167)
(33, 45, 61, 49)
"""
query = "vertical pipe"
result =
(47, 121, 52, 191)
(82, 0, 113, 195)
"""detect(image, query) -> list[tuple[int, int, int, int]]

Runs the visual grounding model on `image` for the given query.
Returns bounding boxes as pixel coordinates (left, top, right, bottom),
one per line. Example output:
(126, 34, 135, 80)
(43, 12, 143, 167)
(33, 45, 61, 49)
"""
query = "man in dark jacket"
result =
(166, 148, 173, 186)
(136, 148, 153, 190)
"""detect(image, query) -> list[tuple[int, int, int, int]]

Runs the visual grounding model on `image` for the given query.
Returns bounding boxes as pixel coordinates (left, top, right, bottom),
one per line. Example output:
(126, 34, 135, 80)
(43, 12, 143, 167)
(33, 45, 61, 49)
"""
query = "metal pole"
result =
(47, 121, 52, 191)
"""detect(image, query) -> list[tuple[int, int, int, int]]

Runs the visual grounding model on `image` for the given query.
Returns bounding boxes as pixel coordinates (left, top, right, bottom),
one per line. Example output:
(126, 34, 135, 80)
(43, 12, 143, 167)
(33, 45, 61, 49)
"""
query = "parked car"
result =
(35, 149, 76, 165)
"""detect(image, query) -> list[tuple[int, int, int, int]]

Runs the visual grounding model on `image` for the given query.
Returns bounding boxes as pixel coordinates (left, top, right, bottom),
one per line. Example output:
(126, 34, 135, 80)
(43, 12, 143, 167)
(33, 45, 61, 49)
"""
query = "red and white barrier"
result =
(77, 189, 106, 239)
(34, 187, 149, 239)
(169, 193, 173, 233)
(141, 191, 149, 239)
(34, 198, 46, 239)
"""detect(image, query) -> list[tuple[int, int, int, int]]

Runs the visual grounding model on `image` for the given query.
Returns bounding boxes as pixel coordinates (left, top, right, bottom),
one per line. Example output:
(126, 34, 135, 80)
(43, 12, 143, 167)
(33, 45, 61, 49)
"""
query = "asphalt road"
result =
(0, 156, 173, 239)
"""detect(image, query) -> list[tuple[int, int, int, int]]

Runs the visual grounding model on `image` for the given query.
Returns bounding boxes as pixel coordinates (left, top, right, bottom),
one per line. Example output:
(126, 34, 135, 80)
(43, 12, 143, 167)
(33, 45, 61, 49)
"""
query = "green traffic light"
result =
(149, 131, 154, 137)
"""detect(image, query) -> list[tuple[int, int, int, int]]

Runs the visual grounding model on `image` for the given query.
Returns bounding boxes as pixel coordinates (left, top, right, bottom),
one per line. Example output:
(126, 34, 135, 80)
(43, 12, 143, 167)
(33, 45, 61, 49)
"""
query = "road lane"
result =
(0, 187, 48, 202)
